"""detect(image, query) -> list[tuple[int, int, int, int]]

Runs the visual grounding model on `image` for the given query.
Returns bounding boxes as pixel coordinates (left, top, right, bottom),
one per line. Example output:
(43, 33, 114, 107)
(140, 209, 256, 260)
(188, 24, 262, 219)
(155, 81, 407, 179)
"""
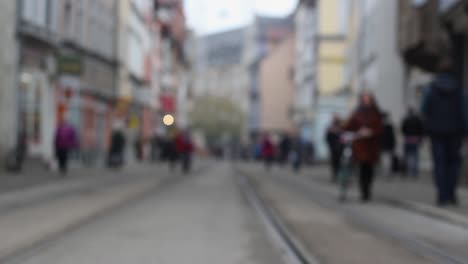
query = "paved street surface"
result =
(237, 163, 468, 263)
(2, 162, 468, 263)
(266, 164, 468, 227)
(5, 164, 281, 264)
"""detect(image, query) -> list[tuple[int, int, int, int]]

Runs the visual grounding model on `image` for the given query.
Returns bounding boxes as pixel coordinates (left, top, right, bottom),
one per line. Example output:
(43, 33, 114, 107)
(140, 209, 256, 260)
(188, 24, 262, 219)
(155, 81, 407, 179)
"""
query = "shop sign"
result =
(57, 55, 83, 75)
(129, 115, 140, 129)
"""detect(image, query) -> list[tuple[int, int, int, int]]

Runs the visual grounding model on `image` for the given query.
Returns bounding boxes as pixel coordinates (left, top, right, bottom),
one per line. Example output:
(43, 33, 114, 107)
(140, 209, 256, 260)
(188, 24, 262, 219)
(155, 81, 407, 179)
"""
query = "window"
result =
(48, 0, 59, 33)
(22, 0, 47, 27)
(64, 1, 72, 35)
(338, 0, 350, 34)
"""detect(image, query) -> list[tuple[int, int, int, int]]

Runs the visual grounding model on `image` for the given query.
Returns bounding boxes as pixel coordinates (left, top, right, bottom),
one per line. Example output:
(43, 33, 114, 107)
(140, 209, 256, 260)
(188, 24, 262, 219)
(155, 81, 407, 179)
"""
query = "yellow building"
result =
(317, 0, 349, 95)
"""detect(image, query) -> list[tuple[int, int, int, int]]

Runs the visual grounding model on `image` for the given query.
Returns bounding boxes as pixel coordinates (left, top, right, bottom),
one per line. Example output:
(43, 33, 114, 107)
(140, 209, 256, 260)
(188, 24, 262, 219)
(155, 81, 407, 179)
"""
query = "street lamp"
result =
(163, 114, 175, 126)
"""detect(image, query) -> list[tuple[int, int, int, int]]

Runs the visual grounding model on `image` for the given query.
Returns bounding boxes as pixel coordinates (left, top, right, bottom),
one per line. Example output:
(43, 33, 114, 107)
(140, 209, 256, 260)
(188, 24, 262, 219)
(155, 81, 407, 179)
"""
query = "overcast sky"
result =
(185, 0, 298, 35)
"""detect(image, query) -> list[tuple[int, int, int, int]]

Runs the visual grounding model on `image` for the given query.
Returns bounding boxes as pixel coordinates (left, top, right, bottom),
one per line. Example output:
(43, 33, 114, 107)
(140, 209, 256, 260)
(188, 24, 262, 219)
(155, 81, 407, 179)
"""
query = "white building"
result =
(193, 28, 249, 115)
(118, 0, 151, 102)
(293, 0, 318, 142)
(17, 0, 62, 166)
(349, 0, 406, 124)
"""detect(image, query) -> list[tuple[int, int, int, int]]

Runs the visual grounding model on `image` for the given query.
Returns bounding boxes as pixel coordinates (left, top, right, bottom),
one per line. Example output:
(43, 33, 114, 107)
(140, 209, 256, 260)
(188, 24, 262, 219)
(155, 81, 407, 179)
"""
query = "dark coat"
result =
(422, 73, 465, 137)
(401, 114, 424, 138)
(110, 131, 126, 154)
(381, 123, 396, 152)
(326, 127, 342, 156)
(344, 107, 383, 164)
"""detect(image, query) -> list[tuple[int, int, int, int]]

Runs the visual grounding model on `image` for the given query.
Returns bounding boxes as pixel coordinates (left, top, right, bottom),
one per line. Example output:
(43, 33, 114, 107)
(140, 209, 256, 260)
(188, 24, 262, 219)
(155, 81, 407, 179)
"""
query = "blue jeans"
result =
(404, 143, 420, 177)
(430, 137, 462, 204)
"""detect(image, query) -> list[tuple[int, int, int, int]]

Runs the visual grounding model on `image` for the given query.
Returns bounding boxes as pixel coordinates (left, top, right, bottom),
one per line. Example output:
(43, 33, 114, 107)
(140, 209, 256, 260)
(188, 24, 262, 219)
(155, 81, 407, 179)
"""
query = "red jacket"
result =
(344, 107, 383, 164)
(176, 134, 193, 153)
(261, 139, 274, 158)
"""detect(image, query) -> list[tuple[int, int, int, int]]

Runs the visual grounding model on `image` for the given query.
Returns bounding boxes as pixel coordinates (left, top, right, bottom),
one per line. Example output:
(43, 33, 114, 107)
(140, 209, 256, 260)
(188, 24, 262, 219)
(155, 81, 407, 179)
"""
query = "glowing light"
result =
(163, 114, 175, 126)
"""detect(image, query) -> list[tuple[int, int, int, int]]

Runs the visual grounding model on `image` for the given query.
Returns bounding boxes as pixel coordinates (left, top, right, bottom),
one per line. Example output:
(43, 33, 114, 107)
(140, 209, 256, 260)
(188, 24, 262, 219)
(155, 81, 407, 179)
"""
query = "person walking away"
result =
(422, 59, 467, 206)
(290, 135, 303, 173)
(150, 133, 161, 162)
(108, 123, 126, 168)
(54, 119, 78, 175)
(326, 116, 343, 182)
(134, 134, 143, 161)
(167, 133, 178, 171)
(381, 113, 397, 177)
(279, 133, 292, 166)
(261, 134, 274, 170)
(401, 108, 424, 178)
(176, 130, 194, 173)
(344, 91, 383, 202)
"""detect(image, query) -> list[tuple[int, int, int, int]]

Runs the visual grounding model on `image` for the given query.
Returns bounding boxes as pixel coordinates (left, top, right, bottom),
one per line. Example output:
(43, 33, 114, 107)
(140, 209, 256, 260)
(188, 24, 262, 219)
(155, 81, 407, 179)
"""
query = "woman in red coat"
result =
(344, 91, 383, 202)
(261, 133, 275, 170)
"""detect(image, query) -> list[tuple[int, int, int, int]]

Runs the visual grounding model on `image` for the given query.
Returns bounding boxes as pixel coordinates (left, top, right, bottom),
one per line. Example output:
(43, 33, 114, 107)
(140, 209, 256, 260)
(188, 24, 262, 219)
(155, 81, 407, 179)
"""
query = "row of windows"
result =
(62, 0, 116, 58)
(22, 0, 59, 32)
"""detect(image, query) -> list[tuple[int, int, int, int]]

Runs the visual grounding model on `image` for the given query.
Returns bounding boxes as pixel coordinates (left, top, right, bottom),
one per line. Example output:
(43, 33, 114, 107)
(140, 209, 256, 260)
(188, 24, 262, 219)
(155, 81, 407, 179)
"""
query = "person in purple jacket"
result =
(54, 119, 78, 175)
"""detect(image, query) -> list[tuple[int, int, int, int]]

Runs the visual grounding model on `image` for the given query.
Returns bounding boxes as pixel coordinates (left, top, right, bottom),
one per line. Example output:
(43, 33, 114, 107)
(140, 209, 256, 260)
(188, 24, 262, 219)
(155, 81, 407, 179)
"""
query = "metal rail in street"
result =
(236, 170, 320, 264)
(271, 173, 468, 264)
(1, 164, 212, 264)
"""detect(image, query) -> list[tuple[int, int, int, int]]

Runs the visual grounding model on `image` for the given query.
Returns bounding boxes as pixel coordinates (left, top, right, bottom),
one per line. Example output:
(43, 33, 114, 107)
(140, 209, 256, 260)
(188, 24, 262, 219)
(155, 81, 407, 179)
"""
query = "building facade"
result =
(17, 0, 62, 166)
(154, 0, 188, 130)
(193, 28, 249, 114)
(259, 36, 296, 134)
(358, 0, 406, 123)
(0, 1, 18, 163)
(293, 0, 318, 142)
(244, 15, 294, 140)
(310, 0, 352, 159)
(55, 0, 118, 166)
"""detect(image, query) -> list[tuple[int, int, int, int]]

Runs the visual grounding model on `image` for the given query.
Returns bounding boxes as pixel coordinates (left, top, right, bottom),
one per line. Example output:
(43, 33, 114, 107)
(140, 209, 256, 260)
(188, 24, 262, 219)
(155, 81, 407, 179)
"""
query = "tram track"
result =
(236, 169, 319, 264)
(238, 167, 468, 264)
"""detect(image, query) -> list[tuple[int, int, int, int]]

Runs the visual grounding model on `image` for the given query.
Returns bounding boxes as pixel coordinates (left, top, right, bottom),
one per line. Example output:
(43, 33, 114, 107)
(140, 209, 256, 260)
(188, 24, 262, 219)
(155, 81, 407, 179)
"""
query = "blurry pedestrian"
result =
(401, 107, 424, 178)
(150, 132, 161, 162)
(344, 91, 383, 202)
(326, 115, 343, 182)
(54, 119, 78, 175)
(304, 141, 315, 165)
(167, 133, 178, 171)
(290, 135, 303, 172)
(422, 58, 466, 206)
(134, 134, 143, 161)
(176, 130, 194, 173)
(261, 133, 275, 170)
(108, 122, 126, 168)
(279, 133, 292, 165)
(381, 113, 396, 177)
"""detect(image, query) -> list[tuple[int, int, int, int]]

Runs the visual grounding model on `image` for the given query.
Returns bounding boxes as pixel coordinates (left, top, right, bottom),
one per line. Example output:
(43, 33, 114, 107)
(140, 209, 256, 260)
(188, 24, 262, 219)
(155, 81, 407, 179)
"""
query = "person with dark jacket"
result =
(290, 135, 303, 172)
(344, 91, 383, 202)
(326, 116, 343, 182)
(108, 123, 126, 168)
(381, 113, 397, 176)
(279, 133, 292, 165)
(401, 108, 424, 178)
(422, 59, 467, 206)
